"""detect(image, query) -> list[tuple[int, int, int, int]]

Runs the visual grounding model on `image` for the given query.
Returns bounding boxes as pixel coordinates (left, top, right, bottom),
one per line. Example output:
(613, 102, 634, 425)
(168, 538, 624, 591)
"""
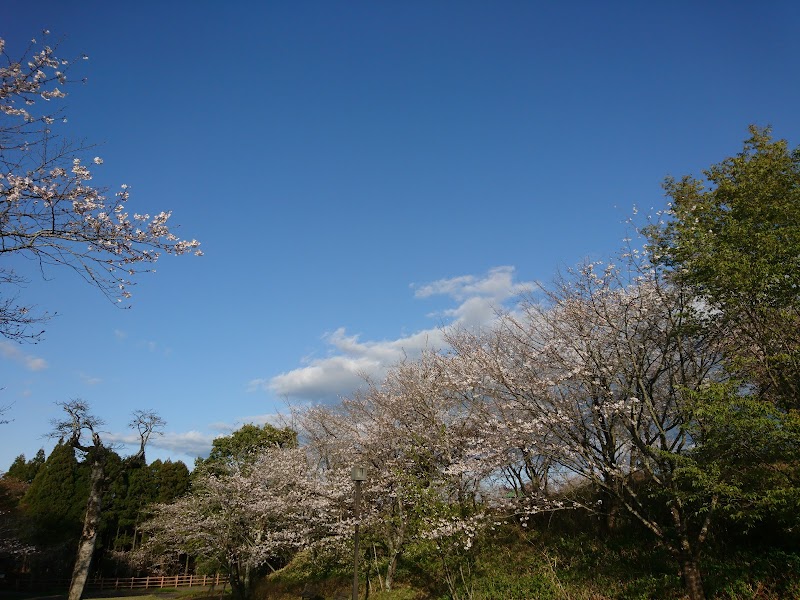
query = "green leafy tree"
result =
(646, 126, 800, 408)
(13, 442, 89, 580)
(195, 423, 297, 474)
(684, 382, 800, 541)
(106, 461, 154, 552)
(4, 455, 26, 479)
(640, 126, 800, 597)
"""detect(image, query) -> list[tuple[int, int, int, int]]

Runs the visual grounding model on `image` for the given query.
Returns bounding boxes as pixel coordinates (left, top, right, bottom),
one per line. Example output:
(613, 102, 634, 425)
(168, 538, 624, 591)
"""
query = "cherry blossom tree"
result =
(298, 353, 491, 593)
(138, 446, 350, 600)
(442, 326, 561, 514)
(485, 257, 726, 600)
(0, 33, 201, 341)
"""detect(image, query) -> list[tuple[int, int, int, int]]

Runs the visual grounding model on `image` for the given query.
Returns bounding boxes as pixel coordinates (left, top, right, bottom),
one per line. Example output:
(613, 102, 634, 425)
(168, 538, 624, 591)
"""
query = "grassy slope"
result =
(259, 518, 800, 600)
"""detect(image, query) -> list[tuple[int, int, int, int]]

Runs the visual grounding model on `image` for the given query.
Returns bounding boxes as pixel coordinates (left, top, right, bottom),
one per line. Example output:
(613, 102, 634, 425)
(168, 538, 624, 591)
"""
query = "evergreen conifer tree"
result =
(21, 442, 88, 542)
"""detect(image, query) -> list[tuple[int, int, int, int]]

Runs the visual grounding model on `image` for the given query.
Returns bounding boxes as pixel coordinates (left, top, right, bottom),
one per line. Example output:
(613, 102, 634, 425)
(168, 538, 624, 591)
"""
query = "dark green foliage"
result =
(471, 524, 682, 600)
(5, 455, 27, 480)
(9, 443, 90, 580)
(21, 442, 88, 542)
(152, 459, 191, 503)
(5, 449, 46, 484)
(101, 457, 191, 556)
(701, 549, 800, 599)
(3, 439, 191, 579)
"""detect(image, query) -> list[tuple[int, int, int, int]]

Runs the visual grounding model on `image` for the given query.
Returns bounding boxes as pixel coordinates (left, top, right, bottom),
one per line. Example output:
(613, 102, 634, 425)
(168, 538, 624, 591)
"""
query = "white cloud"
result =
(208, 413, 288, 434)
(0, 341, 48, 371)
(79, 373, 102, 386)
(262, 266, 534, 402)
(413, 274, 476, 299)
(150, 431, 215, 457)
(133, 339, 172, 357)
(246, 378, 271, 393)
(26, 357, 47, 371)
(268, 326, 445, 401)
(413, 266, 533, 303)
(269, 352, 378, 401)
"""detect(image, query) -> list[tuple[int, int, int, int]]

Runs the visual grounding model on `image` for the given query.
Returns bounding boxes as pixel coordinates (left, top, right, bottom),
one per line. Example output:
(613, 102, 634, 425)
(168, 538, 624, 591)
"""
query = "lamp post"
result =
(351, 465, 367, 600)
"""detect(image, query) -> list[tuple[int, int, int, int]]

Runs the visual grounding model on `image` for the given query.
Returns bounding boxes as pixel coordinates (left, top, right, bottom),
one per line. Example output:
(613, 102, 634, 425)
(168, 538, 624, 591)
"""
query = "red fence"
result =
(7, 573, 225, 593)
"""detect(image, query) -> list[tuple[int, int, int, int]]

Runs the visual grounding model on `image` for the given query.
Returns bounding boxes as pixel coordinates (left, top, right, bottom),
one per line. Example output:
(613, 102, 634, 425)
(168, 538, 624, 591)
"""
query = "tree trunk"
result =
(228, 570, 242, 600)
(382, 494, 406, 591)
(600, 475, 622, 534)
(243, 562, 252, 600)
(385, 548, 400, 591)
(604, 493, 621, 533)
(68, 456, 105, 600)
(228, 561, 250, 600)
(680, 555, 705, 600)
(669, 501, 707, 600)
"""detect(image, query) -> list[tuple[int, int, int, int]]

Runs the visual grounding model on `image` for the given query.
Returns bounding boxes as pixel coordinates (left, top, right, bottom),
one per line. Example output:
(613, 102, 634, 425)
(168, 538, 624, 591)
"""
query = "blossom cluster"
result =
(0, 34, 201, 337)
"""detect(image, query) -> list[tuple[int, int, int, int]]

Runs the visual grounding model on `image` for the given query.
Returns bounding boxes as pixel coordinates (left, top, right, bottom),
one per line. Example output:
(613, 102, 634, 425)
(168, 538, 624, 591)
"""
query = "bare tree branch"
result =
(129, 409, 166, 462)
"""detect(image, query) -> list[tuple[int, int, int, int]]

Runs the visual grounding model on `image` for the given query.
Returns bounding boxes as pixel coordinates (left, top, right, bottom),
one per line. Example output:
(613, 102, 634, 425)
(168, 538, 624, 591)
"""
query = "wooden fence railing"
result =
(7, 573, 225, 592)
(87, 573, 225, 591)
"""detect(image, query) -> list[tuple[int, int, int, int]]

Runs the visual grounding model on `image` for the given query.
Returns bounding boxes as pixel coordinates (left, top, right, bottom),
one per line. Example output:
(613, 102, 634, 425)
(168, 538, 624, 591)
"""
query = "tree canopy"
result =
(21, 441, 87, 544)
(195, 423, 298, 473)
(5, 449, 46, 483)
(646, 126, 800, 407)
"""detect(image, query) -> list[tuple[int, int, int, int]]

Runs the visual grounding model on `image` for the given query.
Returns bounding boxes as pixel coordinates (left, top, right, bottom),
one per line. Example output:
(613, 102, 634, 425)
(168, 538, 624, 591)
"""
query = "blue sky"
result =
(2, 1, 799, 469)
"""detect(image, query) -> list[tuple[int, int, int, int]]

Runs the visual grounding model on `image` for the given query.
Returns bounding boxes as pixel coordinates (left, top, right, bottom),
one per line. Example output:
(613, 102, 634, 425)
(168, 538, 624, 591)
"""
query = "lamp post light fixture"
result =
(351, 465, 367, 600)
